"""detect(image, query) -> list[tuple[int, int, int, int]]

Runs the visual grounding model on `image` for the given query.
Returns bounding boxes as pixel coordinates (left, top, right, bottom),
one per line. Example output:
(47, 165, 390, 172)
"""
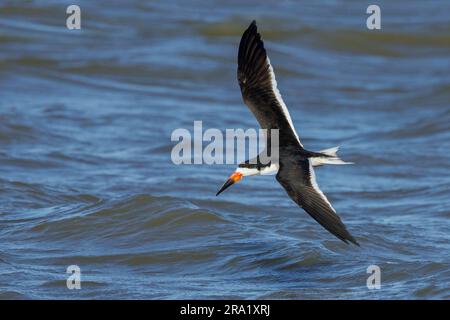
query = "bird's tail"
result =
(310, 146, 354, 167)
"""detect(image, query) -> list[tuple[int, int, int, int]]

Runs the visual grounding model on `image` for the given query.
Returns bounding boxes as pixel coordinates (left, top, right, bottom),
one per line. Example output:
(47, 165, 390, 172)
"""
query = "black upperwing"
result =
(238, 21, 303, 149)
(276, 155, 359, 246)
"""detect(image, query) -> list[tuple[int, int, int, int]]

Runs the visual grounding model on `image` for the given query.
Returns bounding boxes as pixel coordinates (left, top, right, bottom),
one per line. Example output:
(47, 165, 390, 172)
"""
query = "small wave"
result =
(0, 291, 29, 300)
(198, 19, 314, 39)
(0, 117, 37, 143)
(414, 284, 450, 299)
(199, 19, 450, 58)
(42, 279, 108, 289)
(388, 117, 450, 139)
(318, 29, 450, 57)
(27, 194, 232, 242)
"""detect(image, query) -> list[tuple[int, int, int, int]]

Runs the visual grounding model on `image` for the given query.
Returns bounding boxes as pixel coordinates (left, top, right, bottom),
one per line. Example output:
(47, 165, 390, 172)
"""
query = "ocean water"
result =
(0, 0, 449, 299)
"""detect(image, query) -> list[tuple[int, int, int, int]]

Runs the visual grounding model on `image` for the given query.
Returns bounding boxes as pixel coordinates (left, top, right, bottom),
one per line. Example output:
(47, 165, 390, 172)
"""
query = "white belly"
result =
(260, 163, 279, 175)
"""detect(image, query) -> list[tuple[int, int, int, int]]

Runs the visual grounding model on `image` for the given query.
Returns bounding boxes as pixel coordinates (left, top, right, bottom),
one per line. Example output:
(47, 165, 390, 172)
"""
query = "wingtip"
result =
(338, 231, 360, 247)
(247, 20, 257, 32)
(348, 237, 360, 247)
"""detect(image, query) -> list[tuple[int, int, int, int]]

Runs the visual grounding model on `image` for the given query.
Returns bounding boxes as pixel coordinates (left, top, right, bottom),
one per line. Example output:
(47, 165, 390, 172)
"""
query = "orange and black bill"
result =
(216, 172, 243, 196)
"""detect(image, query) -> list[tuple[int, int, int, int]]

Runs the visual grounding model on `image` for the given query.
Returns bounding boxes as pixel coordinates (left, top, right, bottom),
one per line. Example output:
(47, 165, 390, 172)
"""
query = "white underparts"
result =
(260, 163, 279, 175)
(236, 163, 279, 176)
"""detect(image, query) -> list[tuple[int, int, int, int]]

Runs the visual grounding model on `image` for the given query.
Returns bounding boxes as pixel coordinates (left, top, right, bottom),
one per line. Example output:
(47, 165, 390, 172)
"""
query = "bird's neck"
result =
(237, 163, 279, 176)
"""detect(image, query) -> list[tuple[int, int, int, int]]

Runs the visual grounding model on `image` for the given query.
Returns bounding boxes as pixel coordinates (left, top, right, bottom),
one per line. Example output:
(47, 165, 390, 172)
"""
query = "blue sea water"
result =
(0, 0, 449, 299)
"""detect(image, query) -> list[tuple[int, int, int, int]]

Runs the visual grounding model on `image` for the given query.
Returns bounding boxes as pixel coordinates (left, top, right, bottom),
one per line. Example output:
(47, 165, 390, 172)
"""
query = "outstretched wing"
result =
(276, 157, 359, 245)
(238, 20, 303, 148)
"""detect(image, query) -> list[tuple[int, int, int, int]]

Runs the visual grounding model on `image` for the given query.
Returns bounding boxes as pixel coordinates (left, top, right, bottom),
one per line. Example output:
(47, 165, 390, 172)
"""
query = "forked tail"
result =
(310, 146, 354, 167)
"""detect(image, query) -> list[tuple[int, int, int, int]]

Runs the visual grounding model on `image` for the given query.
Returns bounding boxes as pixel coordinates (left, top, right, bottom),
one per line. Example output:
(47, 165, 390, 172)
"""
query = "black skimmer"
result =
(216, 21, 359, 246)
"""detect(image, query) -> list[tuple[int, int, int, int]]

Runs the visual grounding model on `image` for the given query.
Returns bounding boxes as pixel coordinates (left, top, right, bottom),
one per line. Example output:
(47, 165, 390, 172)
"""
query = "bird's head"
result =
(216, 167, 260, 196)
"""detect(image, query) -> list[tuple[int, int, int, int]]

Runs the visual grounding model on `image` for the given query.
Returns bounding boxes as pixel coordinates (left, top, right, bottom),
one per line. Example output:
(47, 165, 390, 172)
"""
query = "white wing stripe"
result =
(267, 57, 303, 147)
(308, 161, 336, 213)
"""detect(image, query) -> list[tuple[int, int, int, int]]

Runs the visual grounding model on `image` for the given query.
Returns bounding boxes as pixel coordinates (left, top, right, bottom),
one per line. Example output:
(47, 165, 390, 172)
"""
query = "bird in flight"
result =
(216, 21, 359, 246)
